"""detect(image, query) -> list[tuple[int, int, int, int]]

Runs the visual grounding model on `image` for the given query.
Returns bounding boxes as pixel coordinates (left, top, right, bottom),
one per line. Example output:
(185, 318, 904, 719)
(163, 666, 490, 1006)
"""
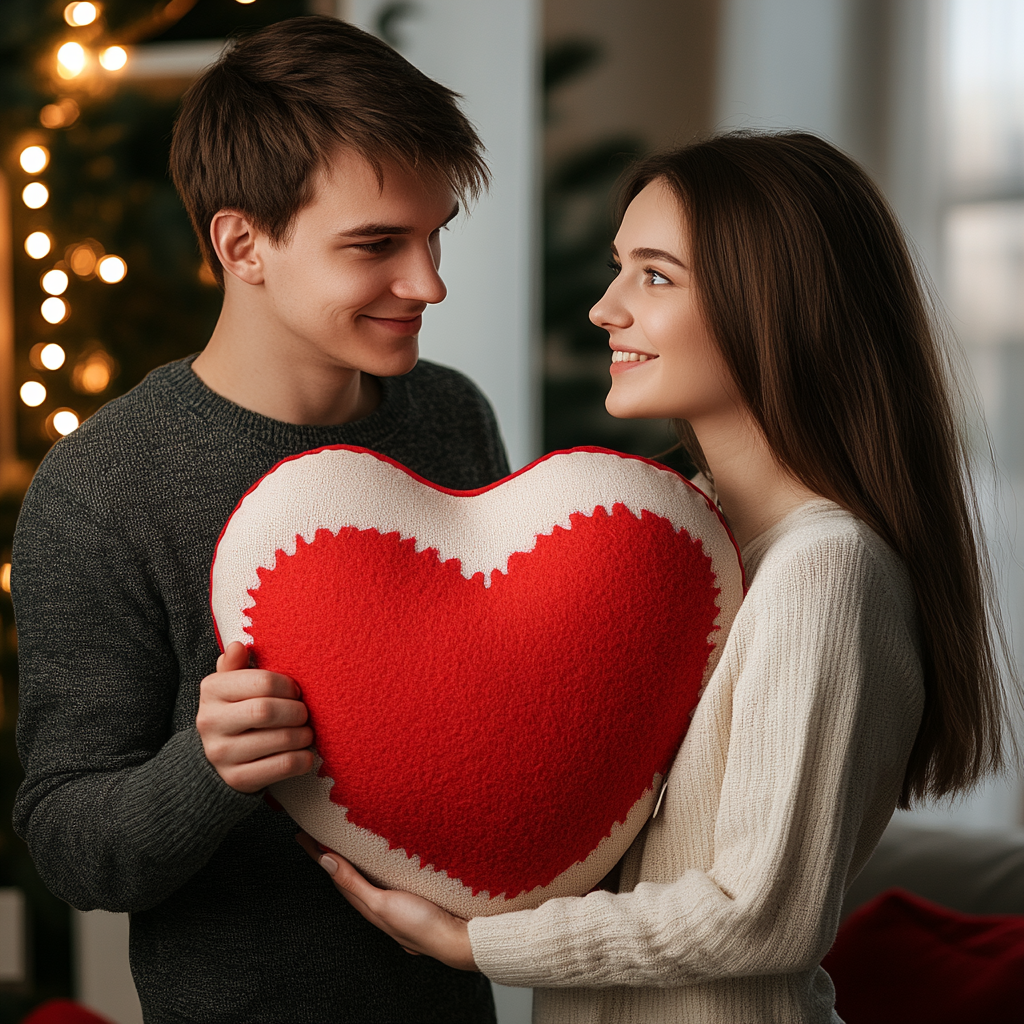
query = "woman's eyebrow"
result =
(630, 246, 686, 268)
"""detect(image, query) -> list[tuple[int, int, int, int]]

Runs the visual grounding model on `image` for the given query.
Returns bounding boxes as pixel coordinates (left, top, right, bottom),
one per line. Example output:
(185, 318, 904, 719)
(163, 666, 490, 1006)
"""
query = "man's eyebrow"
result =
(629, 246, 687, 268)
(339, 203, 460, 238)
(339, 223, 413, 237)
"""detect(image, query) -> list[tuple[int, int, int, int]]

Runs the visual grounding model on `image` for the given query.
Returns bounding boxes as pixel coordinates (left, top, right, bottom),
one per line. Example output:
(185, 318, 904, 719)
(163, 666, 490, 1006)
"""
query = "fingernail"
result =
(319, 854, 339, 876)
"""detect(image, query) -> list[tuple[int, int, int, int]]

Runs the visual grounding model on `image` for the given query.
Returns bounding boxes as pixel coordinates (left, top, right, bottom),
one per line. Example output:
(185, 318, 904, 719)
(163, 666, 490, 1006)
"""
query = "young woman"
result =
(299, 132, 1010, 1023)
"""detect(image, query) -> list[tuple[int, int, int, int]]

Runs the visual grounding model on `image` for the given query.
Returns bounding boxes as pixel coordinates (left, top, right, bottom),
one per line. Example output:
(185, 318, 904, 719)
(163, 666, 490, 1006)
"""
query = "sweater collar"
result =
(740, 498, 843, 578)
(156, 353, 414, 453)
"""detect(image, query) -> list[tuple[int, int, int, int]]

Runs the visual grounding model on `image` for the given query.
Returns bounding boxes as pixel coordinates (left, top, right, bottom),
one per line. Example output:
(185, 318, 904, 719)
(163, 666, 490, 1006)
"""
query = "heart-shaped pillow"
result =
(211, 445, 743, 918)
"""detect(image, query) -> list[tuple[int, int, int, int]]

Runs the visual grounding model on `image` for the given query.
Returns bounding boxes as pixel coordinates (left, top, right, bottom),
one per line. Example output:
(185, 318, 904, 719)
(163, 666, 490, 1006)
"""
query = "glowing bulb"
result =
(75, 353, 113, 394)
(0, 563, 10, 594)
(64, 2, 99, 26)
(19, 146, 49, 174)
(22, 182, 49, 209)
(53, 410, 80, 435)
(41, 297, 68, 324)
(41, 269, 69, 296)
(20, 381, 46, 407)
(40, 344, 67, 371)
(57, 42, 87, 79)
(25, 232, 52, 259)
(99, 46, 127, 71)
(236, 0, 258, 4)
(40, 98, 80, 129)
(97, 255, 126, 283)
(69, 243, 98, 277)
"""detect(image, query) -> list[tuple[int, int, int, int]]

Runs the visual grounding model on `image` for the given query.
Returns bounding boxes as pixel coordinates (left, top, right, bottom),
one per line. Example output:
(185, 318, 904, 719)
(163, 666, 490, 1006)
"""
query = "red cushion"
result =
(823, 888, 1024, 1024)
(20, 1000, 114, 1024)
(211, 445, 745, 918)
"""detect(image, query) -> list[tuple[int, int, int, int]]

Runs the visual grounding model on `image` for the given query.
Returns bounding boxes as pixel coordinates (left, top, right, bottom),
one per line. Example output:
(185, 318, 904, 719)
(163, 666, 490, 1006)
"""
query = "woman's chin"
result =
(605, 388, 662, 421)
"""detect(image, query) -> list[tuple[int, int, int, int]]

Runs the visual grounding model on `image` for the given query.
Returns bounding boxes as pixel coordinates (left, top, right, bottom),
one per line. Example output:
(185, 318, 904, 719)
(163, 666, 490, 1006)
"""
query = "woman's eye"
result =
(606, 259, 621, 276)
(646, 268, 671, 285)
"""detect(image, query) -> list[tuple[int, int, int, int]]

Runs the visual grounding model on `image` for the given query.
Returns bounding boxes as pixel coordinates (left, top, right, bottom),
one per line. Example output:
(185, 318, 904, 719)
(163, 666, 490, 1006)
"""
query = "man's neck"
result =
(192, 293, 381, 427)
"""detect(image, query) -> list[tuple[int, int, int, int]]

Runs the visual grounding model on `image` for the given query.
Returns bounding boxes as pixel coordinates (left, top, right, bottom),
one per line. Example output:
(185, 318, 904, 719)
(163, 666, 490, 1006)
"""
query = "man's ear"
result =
(210, 209, 265, 286)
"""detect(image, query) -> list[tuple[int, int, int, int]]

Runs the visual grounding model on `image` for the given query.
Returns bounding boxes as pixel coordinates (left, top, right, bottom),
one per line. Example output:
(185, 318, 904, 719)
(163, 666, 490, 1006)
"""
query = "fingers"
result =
(296, 835, 370, 900)
(204, 667, 302, 703)
(292, 833, 478, 969)
(216, 747, 315, 793)
(217, 640, 250, 674)
(199, 691, 309, 735)
(295, 835, 386, 916)
(329, 852, 385, 907)
(198, 651, 311, 793)
(201, 725, 314, 768)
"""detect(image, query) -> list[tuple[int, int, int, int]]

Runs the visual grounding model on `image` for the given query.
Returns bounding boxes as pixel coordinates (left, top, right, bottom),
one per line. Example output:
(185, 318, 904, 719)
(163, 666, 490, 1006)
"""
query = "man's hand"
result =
(295, 833, 478, 971)
(197, 641, 314, 793)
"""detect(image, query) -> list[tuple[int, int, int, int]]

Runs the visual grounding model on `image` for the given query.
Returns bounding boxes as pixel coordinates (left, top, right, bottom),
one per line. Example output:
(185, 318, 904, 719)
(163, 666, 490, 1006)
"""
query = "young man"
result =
(13, 17, 507, 1023)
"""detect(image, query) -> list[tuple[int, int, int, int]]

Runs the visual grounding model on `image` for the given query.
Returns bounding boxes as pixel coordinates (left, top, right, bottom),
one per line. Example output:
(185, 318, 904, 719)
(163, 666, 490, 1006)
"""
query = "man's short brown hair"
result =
(170, 16, 489, 285)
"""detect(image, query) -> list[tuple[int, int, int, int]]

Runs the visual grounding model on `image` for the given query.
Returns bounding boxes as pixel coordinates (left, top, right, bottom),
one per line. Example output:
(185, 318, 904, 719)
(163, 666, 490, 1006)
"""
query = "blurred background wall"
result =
(0, 1, 1022, 1022)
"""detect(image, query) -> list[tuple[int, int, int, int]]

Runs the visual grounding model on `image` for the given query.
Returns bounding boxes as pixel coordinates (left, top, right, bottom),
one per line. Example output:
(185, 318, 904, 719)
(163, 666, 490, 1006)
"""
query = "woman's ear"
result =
(209, 209, 265, 286)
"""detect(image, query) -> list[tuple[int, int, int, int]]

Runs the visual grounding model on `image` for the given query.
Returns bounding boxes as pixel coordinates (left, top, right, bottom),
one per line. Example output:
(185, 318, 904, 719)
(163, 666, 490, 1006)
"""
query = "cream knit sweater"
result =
(468, 500, 925, 1023)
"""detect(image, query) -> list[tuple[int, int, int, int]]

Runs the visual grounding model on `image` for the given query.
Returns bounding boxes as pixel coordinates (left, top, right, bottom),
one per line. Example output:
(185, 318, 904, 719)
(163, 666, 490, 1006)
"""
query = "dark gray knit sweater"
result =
(12, 356, 509, 1023)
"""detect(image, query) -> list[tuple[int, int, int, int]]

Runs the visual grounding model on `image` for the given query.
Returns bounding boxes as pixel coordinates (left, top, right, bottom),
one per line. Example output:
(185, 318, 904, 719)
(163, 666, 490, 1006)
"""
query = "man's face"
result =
(251, 148, 458, 377)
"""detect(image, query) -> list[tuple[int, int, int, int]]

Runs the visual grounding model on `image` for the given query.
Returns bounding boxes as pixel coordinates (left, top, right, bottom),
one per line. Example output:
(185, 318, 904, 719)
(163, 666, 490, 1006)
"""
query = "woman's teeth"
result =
(611, 350, 653, 363)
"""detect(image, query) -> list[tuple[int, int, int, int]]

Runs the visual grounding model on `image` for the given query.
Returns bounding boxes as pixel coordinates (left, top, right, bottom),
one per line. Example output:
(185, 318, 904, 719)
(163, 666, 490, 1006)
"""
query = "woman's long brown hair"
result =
(620, 132, 1009, 806)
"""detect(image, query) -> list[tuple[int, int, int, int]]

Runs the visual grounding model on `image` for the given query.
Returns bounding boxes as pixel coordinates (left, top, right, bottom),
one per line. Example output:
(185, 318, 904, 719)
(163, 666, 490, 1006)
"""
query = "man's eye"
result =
(356, 239, 392, 254)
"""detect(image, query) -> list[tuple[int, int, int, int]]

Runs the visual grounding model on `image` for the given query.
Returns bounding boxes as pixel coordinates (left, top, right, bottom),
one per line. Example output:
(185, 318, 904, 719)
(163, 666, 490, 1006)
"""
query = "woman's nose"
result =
(590, 281, 630, 330)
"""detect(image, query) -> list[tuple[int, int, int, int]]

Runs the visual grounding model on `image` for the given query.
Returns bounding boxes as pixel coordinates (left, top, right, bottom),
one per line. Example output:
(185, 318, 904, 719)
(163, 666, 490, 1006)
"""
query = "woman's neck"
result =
(693, 409, 822, 548)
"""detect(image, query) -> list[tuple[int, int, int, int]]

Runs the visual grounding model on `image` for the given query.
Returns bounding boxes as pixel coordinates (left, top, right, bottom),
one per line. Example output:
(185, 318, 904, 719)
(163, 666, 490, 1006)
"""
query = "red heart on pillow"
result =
(211, 446, 743, 917)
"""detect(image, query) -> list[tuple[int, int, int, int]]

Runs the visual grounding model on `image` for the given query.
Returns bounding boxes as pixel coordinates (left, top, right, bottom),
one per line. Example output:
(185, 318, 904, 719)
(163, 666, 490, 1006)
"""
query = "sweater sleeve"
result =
(12, 473, 260, 913)
(468, 533, 923, 988)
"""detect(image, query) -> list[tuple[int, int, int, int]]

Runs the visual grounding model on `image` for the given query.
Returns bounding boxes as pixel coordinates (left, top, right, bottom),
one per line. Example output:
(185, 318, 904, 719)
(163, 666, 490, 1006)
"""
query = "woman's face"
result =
(593, 179, 739, 424)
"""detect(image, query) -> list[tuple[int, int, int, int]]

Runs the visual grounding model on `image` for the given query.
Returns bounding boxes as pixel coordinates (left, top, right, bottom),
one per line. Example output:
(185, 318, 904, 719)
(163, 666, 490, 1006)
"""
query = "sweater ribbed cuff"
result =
(120, 727, 262, 862)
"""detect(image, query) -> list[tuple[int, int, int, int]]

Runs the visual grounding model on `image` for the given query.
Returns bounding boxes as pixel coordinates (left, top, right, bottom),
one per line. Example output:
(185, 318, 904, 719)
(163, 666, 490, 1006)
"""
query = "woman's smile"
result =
(610, 348, 658, 372)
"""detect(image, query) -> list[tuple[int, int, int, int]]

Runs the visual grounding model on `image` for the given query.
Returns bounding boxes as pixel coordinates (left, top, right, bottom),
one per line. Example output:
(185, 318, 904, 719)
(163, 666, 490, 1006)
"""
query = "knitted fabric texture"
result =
(211, 446, 744, 918)
(467, 501, 926, 1024)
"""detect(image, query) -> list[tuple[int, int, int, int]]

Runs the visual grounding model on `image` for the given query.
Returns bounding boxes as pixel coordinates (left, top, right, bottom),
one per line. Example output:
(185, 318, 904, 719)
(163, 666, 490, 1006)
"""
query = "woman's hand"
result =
(296, 832, 478, 971)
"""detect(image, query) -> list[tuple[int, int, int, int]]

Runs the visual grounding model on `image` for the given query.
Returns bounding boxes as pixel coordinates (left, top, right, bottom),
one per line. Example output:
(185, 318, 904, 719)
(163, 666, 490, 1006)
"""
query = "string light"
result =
(22, 182, 49, 209)
(40, 98, 80, 129)
(39, 344, 67, 370)
(96, 255, 127, 283)
(51, 410, 81, 436)
(41, 269, 69, 296)
(57, 42, 87, 79)
(25, 232, 52, 259)
(236, 0, 258, 4)
(73, 350, 116, 394)
(69, 243, 99, 277)
(99, 46, 127, 71)
(0, 563, 10, 594)
(41, 297, 69, 324)
(64, 2, 99, 26)
(19, 146, 49, 174)
(20, 382, 46, 407)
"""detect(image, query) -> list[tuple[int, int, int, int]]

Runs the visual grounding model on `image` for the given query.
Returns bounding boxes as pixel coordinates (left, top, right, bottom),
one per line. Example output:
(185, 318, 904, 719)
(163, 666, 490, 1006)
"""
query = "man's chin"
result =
(360, 343, 420, 379)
